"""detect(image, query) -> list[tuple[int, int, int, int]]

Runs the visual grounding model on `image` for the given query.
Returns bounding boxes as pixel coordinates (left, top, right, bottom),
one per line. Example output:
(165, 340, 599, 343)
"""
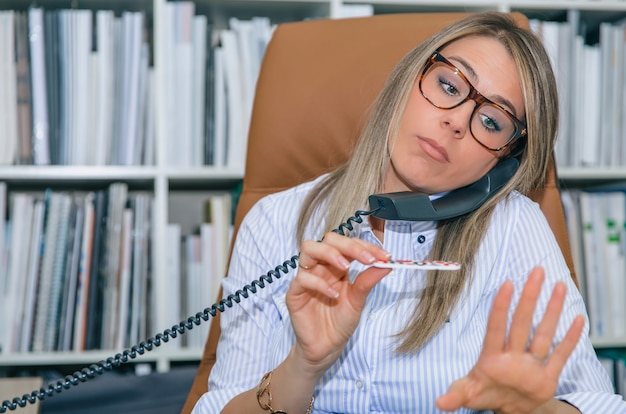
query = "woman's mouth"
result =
(418, 137, 449, 162)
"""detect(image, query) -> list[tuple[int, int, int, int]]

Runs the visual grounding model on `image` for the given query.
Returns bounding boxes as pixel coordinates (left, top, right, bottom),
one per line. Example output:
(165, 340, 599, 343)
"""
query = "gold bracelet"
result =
(256, 371, 315, 414)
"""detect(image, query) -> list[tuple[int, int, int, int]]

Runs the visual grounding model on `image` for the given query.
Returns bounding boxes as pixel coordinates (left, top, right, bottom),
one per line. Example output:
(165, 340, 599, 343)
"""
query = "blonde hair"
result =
(296, 12, 559, 353)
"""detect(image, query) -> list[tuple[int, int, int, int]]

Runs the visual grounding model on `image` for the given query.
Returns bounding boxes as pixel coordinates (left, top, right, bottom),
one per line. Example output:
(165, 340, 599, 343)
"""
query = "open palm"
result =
(436, 267, 585, 413)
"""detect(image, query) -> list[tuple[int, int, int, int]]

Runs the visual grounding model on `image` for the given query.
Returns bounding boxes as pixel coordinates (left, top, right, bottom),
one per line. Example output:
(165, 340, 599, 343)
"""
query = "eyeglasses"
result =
(418, 51, 527, 153)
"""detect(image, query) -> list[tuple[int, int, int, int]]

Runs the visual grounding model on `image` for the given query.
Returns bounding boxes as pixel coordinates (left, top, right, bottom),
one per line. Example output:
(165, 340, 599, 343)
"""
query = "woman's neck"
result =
(370, 215, 385, 243)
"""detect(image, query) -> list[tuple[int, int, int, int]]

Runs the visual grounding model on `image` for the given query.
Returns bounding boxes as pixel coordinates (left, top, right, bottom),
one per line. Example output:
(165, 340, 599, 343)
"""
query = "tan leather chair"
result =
(181, 12, 576, 413)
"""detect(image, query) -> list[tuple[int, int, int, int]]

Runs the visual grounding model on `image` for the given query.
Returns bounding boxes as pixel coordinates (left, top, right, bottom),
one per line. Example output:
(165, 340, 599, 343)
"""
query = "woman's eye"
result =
(438, 78, 458, 96)
(479, 114, 501, 132)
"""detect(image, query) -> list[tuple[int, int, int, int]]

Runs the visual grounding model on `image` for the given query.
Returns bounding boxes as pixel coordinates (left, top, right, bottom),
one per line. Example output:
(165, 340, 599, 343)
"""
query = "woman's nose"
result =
(440, 101, 475, 139)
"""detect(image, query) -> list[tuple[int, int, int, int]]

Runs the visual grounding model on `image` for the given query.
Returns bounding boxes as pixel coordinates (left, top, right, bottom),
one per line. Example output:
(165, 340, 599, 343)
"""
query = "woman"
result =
(193, 12, 625, 413)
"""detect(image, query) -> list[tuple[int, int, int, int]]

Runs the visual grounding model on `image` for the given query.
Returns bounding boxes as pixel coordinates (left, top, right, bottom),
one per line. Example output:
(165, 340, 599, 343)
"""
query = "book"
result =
(5, 193, 35, 352)
(57, 10, 70, 165)
(228, 17, 254, 147)
(220, 29, 245, 170)
(610, 25, 625, 166)
(32, 190, 59, 352)
(100, 182, 128, 349)
(73, 192, 95, 351)
(578, 191, 609, 338)
(0, 11, 18, 165)
(58, 197, 84, 351)
(44, 10, 60, 165)
(134, 43, 150, 166)
(165, 223, 182, 349)
(115, 206, 134, 349)
(70, 10, 93, 165)
(0, 182, 6, 350)
(600, 191, 626, 338)
(118, 11, 144, 166)
(599, 22, 613, 167)
(129, 193, 151, 345)
(166, 2, 194, 167)
(338, 4, 374, 17)
(212, 45, 226, 167)
(44, 192, 72, 351)
(580, 44, 600, 167)
(560, 191, 587, 303)
(29, 8, 50, 165)
(31, 191, 72, 352)
(15, 11, 33, 165)
(21, 198, 45, 352)
(203, 23, 216, 165)
(92, 10, 114, 165)
(207, 193, 232, 300)
(142, 69, 156, 166)
(184, 233, 204, 348)
(0, 182, 6, 279)
(193, 15, 207, 166)
(85, 190, 108, 350)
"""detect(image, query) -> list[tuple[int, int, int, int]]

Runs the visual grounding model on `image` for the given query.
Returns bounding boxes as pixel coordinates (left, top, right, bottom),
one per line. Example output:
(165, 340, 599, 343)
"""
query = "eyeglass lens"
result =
(421, 63, 517, 150)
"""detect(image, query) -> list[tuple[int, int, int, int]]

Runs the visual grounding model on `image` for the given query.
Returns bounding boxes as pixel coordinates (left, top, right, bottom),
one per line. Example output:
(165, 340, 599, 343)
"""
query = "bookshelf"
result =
(1, 0, 626, 377)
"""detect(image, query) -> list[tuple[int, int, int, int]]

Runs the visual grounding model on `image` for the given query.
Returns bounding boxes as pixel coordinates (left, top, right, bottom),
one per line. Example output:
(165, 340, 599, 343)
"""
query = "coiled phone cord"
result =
(0, 207, 377, 412)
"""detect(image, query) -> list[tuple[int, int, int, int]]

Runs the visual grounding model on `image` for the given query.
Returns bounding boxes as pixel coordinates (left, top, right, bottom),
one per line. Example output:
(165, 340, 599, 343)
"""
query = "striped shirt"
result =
(192, 176, 626, 413)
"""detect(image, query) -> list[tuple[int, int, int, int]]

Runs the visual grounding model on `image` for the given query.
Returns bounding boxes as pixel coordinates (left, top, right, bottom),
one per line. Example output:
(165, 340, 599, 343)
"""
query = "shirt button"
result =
(356, 379, 364, 389)
(417, 234, 426, 243)
(368, 311, 376, 320)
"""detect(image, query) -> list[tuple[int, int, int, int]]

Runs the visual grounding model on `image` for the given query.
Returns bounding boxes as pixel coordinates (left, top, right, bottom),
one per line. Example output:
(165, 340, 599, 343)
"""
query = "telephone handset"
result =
(0, 158, 518, 412)
(368, 156, 519, 221)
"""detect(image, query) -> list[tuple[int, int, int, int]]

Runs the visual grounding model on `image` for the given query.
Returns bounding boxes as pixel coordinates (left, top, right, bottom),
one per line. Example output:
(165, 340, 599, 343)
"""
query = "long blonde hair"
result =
(296, 12, 559, 353)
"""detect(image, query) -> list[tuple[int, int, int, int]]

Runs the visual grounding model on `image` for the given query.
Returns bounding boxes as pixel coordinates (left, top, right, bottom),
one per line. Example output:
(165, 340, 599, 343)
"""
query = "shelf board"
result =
(164, 166, 244, 180)
(511, 0, 626, 12)
(350, 0, 498, 6)
(591, 337, 626, 348)
(0, 348, 203, 368)
(0, 166, 244, 190)
(0, 166, 159, 190)
(558, 167, 626, 188)
(558, 167, 626, 180)
(0, 165, 158, 181)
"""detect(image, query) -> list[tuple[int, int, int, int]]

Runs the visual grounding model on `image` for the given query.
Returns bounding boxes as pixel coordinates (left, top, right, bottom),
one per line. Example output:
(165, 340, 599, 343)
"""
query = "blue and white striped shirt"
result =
(193, 176, 626, 413)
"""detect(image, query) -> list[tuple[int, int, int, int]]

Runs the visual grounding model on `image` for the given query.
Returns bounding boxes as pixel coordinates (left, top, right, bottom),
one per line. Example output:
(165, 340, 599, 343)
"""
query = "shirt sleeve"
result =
(191, 193, 301, 413)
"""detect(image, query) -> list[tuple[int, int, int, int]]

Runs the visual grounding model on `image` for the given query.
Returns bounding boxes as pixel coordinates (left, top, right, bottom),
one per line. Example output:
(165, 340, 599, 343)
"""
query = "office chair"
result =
(181, 12, 576, 413)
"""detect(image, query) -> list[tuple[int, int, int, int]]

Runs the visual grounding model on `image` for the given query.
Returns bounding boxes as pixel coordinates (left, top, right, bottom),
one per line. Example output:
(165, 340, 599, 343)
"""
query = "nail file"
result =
(371, 259, 461, 270)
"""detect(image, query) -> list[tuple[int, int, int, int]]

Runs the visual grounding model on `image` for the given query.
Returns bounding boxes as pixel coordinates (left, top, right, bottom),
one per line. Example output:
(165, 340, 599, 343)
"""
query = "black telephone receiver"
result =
(0, 157, 519, 412)
(369, 157, 519, 221)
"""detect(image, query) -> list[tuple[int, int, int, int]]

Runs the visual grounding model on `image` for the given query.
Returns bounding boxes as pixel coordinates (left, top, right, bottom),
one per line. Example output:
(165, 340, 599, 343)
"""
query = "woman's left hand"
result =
(435, 266, 585, 414)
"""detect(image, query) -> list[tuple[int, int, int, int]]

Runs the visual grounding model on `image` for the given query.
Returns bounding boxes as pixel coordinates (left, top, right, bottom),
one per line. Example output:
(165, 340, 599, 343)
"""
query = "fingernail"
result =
(360, 251, 376, 264)
(327, 287, 340, 298)
(338, 256, 350, 269)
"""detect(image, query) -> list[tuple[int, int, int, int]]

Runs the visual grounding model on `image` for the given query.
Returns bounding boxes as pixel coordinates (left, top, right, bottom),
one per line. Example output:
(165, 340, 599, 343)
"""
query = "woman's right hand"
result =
(285, 232, 392, 375)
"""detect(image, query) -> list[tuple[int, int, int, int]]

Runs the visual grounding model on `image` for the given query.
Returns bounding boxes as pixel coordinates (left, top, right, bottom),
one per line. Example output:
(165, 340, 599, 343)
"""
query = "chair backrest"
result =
(181, 12, 576, 413)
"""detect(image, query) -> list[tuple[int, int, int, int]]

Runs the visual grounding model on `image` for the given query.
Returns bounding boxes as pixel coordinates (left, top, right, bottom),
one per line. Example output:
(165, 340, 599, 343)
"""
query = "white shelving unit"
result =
(1, 0, 625, 375)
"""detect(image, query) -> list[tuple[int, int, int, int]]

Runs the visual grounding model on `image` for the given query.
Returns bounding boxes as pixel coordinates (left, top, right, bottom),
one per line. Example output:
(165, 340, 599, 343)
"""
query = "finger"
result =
(481, 280, 514, 355)
(293, 269, 342, 299)
(435, 377, 471, 411)
(348, 267, 391, 308)
(545, 315, 585, 378)
(507, 267, 545, 352)
(299, 239, 351, 272)
(322, 232, 392, 265)
(300, 233, 390, 272)
(528, 281, 567, 359)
